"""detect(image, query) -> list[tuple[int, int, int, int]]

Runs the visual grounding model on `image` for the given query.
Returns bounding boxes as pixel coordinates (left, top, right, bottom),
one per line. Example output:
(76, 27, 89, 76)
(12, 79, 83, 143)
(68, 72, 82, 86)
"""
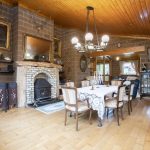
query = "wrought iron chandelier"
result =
(71, 6, 110, 52)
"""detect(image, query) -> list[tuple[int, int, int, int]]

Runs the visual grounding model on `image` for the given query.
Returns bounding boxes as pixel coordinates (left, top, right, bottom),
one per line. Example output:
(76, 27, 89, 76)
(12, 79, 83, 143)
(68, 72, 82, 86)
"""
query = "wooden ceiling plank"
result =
(128, 0, 145, 33)
(89, 46, 145, 57)
(139, 0, 149, 29)
(134, 0, 146, 34)
(119, 0, 141, 34)
(110, 0, 130, 34)
(2, 0, 150, 36)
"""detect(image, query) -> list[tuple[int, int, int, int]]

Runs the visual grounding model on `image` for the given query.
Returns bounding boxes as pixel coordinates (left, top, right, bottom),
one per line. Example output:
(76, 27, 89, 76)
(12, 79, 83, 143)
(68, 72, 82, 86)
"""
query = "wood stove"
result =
(34, 78, 52, 107)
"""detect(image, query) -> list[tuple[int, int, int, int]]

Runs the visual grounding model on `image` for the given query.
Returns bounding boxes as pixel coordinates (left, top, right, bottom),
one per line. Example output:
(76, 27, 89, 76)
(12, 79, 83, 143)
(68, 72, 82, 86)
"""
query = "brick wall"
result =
(61, 29, 90, 87)
(16, 6, 54, 61)
(0, 3, 14, 82)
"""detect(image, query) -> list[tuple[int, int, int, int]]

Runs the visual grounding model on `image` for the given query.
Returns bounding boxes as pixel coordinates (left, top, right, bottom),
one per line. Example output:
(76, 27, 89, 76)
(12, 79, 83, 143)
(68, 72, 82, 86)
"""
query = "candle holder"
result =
(91, 84, 94, 90)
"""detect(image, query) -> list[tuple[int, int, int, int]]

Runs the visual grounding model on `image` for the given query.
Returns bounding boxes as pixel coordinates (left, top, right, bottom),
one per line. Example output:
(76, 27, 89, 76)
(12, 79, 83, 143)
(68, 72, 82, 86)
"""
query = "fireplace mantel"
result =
(15, 61, 62, 69)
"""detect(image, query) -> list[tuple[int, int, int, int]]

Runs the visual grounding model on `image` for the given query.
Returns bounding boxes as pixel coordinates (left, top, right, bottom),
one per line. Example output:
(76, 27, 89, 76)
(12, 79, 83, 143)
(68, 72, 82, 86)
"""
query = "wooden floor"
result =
(0, 99, 150, 150)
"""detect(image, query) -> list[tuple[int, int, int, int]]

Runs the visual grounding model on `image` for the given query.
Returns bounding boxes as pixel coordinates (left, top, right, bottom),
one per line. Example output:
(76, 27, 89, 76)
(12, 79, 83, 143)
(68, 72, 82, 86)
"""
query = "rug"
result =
(35, 101, 65, 114)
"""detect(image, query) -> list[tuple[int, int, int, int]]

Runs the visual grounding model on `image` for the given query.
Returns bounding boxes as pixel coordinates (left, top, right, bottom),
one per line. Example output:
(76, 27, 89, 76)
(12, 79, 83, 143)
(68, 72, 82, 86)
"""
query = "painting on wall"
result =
(0, 20, 11, 50)
(80, 55, 87, 72)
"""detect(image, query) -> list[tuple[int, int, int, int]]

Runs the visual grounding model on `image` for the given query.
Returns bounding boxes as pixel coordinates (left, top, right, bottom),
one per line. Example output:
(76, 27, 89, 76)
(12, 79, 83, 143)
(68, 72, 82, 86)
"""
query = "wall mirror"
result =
(24, 35, 51, 62)
(80, 55, 87, 72)
(0, 20, 10, 50)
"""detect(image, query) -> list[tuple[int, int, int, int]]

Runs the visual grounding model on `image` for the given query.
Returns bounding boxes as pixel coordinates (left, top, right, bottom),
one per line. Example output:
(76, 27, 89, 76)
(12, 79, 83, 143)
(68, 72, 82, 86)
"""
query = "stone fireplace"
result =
(15, 61, 61, 107)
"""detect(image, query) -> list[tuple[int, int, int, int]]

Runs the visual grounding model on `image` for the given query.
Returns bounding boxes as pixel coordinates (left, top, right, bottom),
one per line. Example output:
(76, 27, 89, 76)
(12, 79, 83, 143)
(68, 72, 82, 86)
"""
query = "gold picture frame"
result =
(54, 38, 61, 57)
(0, 19, 11, 50)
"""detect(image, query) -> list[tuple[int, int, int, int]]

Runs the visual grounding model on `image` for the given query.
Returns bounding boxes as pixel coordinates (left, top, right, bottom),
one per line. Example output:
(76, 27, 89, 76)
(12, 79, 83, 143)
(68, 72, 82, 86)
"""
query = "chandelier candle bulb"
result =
(85, 32, 93, 41)
(101, 35, 110, 43)
(71, 37, 79, 44)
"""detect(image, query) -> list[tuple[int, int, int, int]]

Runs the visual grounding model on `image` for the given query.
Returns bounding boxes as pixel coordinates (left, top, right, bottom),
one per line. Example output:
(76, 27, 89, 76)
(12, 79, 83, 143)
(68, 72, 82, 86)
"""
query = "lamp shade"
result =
(100, 41, 105, 47)
(101, 35, 109, 43)
(75, 42, 81, 49)
(85, 32, 93, 41)
(71, 37, 79, 44)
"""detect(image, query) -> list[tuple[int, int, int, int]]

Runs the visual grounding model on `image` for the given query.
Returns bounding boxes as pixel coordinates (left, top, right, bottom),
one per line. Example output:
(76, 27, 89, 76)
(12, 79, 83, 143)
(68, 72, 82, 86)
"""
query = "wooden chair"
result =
(66, 82, 75, 87)
(105, 85, 126, 126)
(122, 83, 134, 115)
(62, 87, 92, 131)
(81, 80, 90, 87)
(111, 80, 123, 86)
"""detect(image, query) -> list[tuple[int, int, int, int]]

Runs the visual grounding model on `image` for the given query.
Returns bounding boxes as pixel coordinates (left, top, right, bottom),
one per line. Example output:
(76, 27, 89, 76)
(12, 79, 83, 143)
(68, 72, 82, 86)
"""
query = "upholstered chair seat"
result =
(66, 101, 89, 112)
(105, 98, 123, 108)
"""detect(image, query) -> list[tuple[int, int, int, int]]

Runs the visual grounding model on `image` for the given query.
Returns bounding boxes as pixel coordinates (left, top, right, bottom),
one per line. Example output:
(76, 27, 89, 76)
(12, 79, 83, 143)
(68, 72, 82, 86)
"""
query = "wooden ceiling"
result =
(3, 0, 150, 36)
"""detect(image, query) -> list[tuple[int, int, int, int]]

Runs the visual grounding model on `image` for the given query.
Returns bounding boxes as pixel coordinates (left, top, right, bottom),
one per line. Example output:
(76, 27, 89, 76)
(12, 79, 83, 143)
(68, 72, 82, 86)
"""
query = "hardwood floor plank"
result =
(0, 99, 150, 150)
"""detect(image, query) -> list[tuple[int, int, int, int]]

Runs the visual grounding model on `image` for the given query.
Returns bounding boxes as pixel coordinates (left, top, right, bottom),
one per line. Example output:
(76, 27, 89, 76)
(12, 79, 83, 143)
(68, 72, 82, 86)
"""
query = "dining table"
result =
(77, 85, 118, 126)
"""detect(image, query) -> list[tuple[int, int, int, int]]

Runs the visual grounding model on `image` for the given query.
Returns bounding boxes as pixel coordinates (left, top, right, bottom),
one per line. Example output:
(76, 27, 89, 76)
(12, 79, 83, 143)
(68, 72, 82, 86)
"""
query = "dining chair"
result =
(62, 87, 92, 131)
(81, 80, 90, 87)
(111, 80, 123, 86)
(66, 82, 75, 87)
(122, 83, 134, 115)
(105, 85, 126, 126)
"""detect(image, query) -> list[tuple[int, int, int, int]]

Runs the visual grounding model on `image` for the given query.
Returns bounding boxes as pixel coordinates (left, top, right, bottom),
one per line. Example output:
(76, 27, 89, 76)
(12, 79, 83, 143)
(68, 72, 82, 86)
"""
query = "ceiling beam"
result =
(89, 46, 145, 57)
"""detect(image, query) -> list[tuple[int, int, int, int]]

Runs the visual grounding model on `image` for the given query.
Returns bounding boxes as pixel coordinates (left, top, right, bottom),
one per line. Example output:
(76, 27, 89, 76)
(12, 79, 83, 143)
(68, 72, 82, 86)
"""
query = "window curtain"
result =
(119, 61, 125, 75)
(119, 61, 139, 75)
(131, 61, 139, 75)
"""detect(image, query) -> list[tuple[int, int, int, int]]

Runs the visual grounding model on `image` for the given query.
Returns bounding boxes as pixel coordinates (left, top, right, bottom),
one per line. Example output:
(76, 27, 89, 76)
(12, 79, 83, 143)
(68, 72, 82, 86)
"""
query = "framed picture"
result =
(80, 55, 87, 72)
(54, 38, 61, 57)
(0, 19, 11, 50)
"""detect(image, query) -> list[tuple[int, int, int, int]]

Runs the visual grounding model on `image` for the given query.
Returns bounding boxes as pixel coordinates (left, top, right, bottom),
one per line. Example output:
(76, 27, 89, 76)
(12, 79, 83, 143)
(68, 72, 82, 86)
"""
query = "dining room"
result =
(0, 0, 150, 150)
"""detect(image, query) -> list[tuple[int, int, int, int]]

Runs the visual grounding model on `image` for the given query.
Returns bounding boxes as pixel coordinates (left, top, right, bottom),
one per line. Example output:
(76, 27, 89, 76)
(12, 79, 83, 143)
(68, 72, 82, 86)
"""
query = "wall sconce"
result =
(116, 56, 120, 61)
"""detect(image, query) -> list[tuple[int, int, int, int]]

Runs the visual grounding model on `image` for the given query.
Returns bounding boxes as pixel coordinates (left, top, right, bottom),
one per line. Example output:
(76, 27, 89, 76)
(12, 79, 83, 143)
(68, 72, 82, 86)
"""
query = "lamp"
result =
(71, 6, 109, 52)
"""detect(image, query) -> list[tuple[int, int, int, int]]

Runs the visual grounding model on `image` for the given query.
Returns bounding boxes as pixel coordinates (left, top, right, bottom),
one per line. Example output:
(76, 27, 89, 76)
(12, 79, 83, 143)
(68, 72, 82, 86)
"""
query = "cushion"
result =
(105, 99, 123, 108)
(122, 95, 132, 101)
(65, 101, 89, 112)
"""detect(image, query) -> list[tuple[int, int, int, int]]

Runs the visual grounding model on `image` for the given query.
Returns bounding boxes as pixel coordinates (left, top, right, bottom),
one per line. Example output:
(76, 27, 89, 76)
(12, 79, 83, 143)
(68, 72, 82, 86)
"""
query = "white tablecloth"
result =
(77, 85, 118, 119)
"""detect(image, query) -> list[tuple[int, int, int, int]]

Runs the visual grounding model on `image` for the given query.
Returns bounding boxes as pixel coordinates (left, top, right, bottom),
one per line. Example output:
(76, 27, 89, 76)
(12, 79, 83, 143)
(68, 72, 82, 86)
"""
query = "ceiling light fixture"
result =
(124, 52, 134, 55)
(71, 6, 110, 52)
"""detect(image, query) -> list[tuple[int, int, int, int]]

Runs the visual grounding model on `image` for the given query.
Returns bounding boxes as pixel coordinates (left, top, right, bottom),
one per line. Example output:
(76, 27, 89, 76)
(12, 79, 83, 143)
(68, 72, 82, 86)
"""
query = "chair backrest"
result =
(130, 83, 134, 96)
(117, 85, 126, 105)
(81, 80, 90, 87)
(111, 80, 122, 86)
(62, 87, 77, 105)
(66, 82, 75, 87)
(123, 80, 131, 86)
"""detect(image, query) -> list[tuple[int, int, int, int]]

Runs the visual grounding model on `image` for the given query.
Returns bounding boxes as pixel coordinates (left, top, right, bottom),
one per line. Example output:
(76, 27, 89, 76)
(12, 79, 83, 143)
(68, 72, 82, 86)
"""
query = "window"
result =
(96, 63, 110, 75)
(120, 61, 138, 75)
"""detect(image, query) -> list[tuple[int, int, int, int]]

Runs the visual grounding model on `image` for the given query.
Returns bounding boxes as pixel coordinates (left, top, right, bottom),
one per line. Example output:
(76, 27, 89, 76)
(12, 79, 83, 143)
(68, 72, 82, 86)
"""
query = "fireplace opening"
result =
(32, 73, 59, 107)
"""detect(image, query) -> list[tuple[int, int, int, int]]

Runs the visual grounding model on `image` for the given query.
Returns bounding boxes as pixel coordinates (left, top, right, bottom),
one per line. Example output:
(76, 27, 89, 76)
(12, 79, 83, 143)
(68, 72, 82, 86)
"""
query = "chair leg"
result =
(130, 100, 132, 112)
(89, 109, 92, 124)
(128, 102, 130, 115)
(70, 112, 72, 117)
(113, 109, 115, 116)
(116, 108, 120, 126)
(120, 107, 124, 120)
(76, 112, 78, 131)
(107, 108, 109, 119)
(64, 109, 67, 126)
